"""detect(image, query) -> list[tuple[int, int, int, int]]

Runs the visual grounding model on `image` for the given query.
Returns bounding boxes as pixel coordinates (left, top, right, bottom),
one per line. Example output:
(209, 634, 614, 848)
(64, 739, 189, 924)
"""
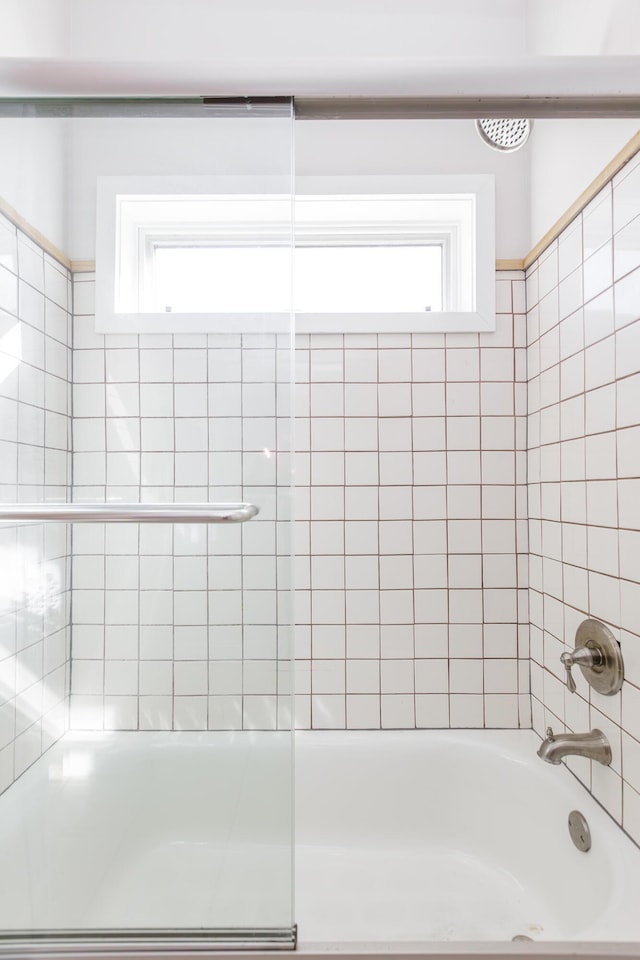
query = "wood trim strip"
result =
(496, 259, 524, 272)
(0, 195, 71, 271)
(71, 260, 96, 274)
(524, 128, 640, 270)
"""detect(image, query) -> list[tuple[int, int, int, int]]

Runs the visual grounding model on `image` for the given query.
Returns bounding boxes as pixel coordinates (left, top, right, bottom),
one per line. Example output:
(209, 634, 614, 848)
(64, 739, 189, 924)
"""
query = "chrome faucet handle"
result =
(560, 646, 602, 694)
(545, 726, 555, 741)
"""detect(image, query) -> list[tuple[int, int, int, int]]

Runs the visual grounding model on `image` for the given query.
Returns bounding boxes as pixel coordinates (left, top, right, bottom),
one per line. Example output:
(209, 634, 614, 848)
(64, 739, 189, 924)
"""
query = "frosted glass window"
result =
(95, 174, 495, 333)
(152, 243, 443, 313)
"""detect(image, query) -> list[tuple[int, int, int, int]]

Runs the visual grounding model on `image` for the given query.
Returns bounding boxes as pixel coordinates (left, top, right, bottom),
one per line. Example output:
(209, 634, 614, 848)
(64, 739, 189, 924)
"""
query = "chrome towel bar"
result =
(0, 503, 259, 524)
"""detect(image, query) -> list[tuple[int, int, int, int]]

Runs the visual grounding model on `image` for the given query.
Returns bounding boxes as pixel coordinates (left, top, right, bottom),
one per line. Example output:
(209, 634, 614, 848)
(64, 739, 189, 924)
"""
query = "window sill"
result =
(95, 310, 496, 336)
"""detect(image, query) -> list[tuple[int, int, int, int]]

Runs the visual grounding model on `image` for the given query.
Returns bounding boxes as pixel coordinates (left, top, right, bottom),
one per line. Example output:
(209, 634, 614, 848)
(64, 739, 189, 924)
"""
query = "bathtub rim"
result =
(2, 941, 640, 959)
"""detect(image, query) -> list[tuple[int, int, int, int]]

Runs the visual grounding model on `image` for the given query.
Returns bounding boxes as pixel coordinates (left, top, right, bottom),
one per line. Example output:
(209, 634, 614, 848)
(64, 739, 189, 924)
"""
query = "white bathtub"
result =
(295, 730, 640, 945)
(0, 728, 640, 955)
(0, 731, 294, 934)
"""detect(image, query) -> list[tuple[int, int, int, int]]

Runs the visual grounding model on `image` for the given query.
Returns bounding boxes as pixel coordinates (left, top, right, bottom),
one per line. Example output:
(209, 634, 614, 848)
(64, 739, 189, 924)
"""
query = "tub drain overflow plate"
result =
(568, 810, 591, 852)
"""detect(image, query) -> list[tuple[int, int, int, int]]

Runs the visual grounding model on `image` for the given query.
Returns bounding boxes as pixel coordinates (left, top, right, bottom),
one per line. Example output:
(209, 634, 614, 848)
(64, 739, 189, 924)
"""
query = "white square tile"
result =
(446, 348, 479, 382)
(585, 432, 616, 480)
(311, 694, 345, 729)
(346, 695, 381, 729)
(589, 570, 621, 627)
(413, 580, 449, 620)
(174, 348, 208, 384)
(414, 659, 448, 694)
(105, 383, 139, 418)
(18, 238, 44, 292)
(344, 417, 377, 452)
(618, 426, 640, 478)
(378, 417, 411, 451)
(344, 555, 378, 591)
(414, 553, 448, 589)
(310, 382, 343, 417)
(449, 693, 484, 727)
(559, 220, 583, 280)
(412, 349, 445, 382)
(614, 156, 640, 227)
(174, 383, 207, 418)
(583, 242, 613, 304)
(447, 485, 481, 519)
(379, 349, 411, 382)
(344, 485, 378, 521)
(310, 349, 342, 383)
(139, 348, 173, 383)
(105, 349, 138, 383)
(381, 693, 414, 728)
(449, 590, 483, 624)
(621, 581, 640, 637)
(378, 486, 416, 520)
(174, 696, 207, 731)
(559, 307, 584, 359)
(380, 590, 414, 624)
(447, 416, 480, 449)
(344, 349, 377, 382)
(617, 372, 640, 429)
(614, 264, 640, 332)
(344, 382, 376, 417)
(584, 288, 614, 347)
(484, 694, 519, 728)
(538, 247, 559, 299)
(378, 383, 411, 416)
(616, 319, 640, 380)
(413, 417, 446, 451)
(415, 693, 449, 728)
(583, 187, 612, 258)
(173, 661, 207, 696)
(346, 659, 380, 694)
(44, 261, 68, 308)
(620, 530, 640, 582)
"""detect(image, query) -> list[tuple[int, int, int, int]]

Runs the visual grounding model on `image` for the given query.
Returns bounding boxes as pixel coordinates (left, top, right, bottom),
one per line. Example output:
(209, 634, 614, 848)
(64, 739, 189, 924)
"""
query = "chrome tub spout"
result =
(537, 727, 612, 766)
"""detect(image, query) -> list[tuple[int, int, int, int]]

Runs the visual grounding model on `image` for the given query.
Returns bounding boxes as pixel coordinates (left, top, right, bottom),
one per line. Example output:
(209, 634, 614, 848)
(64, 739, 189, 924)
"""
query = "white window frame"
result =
(95, 173, 495, 334)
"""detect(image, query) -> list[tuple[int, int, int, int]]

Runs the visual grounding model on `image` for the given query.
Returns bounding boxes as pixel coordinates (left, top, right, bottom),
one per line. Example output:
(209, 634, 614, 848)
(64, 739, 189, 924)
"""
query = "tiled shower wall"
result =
(70, 271, 529, 731)
(295, 274, 529, 730)
(70, 274, 294, 732)
(0, 214, 72, 793)
(527, 149, 640, 845)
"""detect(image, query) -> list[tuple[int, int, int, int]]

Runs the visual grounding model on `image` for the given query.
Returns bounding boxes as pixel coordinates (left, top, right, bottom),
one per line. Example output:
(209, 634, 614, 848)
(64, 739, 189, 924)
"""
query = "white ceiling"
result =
(0, 0, 639, 96)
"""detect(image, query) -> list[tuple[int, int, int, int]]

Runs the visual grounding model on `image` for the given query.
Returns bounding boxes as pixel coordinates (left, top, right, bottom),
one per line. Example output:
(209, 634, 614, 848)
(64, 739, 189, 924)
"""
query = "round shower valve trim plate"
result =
(567, 618, 625, 696)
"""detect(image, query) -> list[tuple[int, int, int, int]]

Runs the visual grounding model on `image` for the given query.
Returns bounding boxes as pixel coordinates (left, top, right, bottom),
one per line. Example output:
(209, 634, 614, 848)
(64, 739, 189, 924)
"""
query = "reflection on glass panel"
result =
(0, 100, 295, 948)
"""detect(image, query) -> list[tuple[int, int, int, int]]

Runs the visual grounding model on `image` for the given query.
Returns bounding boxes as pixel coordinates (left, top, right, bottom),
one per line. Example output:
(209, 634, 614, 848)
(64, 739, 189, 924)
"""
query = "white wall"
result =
(65, 117, 293, 259)
(3, 111, 638, 264)
(0, 119, 67, 252)
(526, 0, 640, 55)
(65, 117, 530, 260)
(297, 121, 530, 259)
(528, 119, 639, 249)
(0, 0, 70, 57)
(68, 0, 527, 62)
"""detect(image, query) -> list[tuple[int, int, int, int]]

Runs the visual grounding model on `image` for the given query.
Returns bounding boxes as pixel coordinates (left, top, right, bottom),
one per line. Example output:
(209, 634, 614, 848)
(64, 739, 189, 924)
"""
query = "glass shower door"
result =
(0, 98, 295, 952)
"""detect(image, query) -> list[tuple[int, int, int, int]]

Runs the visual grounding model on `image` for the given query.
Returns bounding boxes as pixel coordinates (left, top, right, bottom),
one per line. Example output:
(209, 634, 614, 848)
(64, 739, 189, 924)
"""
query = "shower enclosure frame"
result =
(0, 95, 296, 955)
(2, 92, 640, 959)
